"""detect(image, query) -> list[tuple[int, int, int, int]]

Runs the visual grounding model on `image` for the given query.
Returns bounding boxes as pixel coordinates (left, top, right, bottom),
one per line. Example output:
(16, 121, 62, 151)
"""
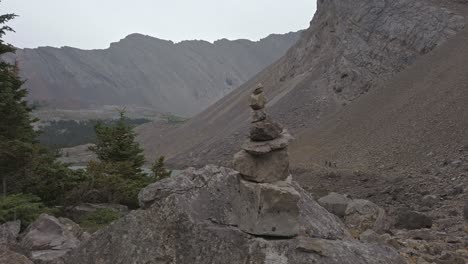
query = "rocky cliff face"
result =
(11, 32, 300, 116)
(137, 0, 467, 166)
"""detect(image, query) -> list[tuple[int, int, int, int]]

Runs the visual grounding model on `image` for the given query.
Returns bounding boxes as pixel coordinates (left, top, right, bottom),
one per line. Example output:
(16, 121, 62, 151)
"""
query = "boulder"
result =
(60, 165, 405, 264)
(0, 220, 21, 245)
(344, 199, 390, 236)
(232, 149, 289, 183)
(395, 210, 433, 230)
(0, 246, 33, 264)
(318, 192, 351, 218)
(249, 118, 283, 141)
(241, 130, 293, 155)
(20, 214, 84, 262)
(236, 179, 300, 237)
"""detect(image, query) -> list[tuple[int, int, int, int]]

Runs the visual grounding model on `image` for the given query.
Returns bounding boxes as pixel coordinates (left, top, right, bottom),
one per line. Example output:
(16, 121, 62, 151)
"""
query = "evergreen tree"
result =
(151, 156, 171, 181)
(90, 111, 145, 177)
(0, 11, 37, 196)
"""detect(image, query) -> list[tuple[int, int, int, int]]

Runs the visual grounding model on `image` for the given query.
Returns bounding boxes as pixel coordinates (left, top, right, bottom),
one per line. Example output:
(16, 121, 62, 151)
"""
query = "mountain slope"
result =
(292, 25, 468, 173)
(12, 32, 300, 116)
(137, 0, 467, 166)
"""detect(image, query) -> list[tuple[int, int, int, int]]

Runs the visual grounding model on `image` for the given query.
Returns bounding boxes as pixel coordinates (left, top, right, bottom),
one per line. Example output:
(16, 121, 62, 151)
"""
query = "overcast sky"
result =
(2, 0, 316, 50)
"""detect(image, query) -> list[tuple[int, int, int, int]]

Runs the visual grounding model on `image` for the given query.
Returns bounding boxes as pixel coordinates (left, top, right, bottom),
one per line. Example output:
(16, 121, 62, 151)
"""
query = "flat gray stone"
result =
(250, 118, 283, 141)
(236, 179, 300, 237)
(233, 149, 289, 183)
(242, 130, 293, 155)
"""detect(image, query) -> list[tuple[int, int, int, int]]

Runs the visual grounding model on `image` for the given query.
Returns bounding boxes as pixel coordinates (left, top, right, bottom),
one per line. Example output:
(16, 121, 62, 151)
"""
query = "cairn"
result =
(233, 83, 299, 237)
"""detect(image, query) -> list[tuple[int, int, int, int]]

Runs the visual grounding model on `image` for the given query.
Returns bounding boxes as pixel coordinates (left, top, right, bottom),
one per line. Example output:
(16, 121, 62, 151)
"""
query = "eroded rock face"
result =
(59, 165, 405, 264)
(20, 214, 84, 262)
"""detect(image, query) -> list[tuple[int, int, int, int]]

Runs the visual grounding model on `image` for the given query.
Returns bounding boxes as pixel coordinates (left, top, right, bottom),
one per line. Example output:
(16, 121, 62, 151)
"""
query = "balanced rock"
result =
(233, 149, 289, 183)
(242, 130, 293, 155)
(236, 179, 300, 237)
(249, 83, 266, 110)
(250, 118, 283, 141)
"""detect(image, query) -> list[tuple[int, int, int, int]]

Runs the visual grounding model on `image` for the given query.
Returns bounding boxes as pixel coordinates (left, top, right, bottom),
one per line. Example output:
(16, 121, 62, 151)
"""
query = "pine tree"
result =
(90, 111, 145, 177)
(0, 12, 37, 196)
(151, 156, 171, 181)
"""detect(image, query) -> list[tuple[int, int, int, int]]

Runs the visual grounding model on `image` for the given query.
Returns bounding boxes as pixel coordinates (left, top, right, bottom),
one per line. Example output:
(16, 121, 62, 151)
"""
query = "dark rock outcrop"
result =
(58, 165, 405, 264)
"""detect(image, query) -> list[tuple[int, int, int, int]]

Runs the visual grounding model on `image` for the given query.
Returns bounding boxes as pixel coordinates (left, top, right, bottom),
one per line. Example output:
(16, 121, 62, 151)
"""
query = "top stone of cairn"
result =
(249, 83, 267, 111)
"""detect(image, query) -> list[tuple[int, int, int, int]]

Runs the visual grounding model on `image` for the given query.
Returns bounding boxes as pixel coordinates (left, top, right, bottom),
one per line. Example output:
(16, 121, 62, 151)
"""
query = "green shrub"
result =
(78, 208, 120, 232)
(0, 193, 56, 228)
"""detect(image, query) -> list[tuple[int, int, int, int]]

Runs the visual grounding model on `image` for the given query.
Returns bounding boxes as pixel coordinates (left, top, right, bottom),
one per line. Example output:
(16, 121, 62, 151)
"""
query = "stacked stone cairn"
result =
(233, 83, 299, 237)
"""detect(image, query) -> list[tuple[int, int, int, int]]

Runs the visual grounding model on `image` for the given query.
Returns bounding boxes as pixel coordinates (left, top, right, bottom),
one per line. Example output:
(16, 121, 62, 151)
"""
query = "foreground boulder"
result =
(58, 165, 405, 264)
(20, 214, 85, 262)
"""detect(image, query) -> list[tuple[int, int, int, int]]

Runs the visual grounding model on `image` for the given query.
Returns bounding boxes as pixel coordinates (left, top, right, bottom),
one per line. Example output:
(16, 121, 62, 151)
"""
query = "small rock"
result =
(463, 200, 468, 221)
(318, 192, 351, 218)
(449, 184, 464, 195)
(344, 199, 390, 236)
(395, 210, 433, 230)
(359, 229, 382, 243)
(249, 84, 266, 110)
(451, 160, 462, 168)
(420, 195, 438, 208)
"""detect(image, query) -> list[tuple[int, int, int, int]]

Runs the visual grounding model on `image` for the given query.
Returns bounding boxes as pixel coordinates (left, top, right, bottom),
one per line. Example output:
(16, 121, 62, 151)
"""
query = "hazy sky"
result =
(2, 0, 316, 50)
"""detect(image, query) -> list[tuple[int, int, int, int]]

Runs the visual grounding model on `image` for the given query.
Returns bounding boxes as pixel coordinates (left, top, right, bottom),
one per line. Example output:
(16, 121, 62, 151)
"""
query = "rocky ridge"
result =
(9, 32, 300, 116)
